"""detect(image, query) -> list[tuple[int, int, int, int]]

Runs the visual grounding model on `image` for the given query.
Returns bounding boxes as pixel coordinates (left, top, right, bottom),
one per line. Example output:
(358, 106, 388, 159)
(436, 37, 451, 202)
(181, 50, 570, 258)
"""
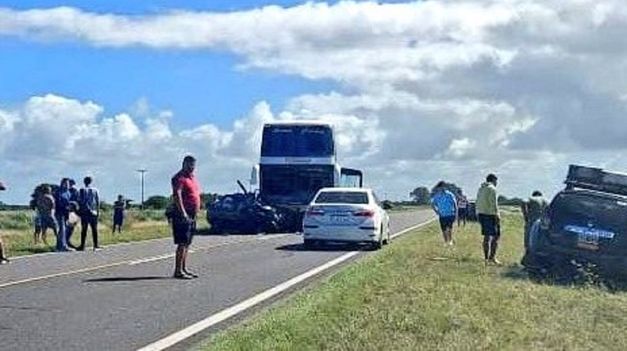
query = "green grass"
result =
(0, 209, 209, 256)
(198, 213, 627, 351)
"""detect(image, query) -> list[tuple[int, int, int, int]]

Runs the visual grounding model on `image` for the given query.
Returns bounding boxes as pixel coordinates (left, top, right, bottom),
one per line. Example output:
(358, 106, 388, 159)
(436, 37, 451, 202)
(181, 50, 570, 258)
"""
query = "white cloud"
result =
(2, 1, 627, 202)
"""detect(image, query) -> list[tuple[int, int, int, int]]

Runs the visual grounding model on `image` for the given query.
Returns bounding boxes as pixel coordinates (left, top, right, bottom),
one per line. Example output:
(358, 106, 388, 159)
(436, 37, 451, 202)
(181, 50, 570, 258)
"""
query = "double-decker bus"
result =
(257, 121, 362, 230)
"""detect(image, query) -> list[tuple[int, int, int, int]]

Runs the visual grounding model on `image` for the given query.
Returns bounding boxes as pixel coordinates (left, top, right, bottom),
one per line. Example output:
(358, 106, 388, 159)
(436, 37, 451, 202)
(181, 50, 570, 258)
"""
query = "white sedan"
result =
(302, 187, 391, 250)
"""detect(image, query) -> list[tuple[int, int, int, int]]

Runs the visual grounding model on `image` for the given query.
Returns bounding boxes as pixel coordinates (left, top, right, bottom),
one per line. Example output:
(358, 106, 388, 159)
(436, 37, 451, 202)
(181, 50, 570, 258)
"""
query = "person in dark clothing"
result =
(54, 178, 72, 252)
(0, 181, 9, 264)
(112, 195, 126, 234)
(78, 176, 101, 251)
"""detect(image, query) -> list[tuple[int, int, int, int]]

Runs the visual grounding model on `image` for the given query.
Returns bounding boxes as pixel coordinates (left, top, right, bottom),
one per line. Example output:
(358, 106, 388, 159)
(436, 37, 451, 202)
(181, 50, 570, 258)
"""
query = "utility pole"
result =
(136, 169, 148, 210)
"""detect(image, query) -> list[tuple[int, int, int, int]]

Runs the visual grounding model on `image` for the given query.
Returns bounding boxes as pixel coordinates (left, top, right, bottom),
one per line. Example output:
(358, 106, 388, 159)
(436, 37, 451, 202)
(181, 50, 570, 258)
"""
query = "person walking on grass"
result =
(457, 193, 469, 227)
(0, 181, 9, 264)
(112, 195, 126, 234)
(37, 185, 59, 248)
(78, 176, 101, 251)
(431, 181, 458, 246)
(522, 190, 548, 249)
(54, 178, 72, 252)
(171, 155, 202, 279)
(476, 173, 501, 265)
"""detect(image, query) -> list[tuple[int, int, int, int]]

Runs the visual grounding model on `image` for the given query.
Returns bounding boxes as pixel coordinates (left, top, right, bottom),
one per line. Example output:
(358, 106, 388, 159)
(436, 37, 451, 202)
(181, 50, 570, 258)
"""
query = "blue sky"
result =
(0, 0, 340, 129)
(0, 37, 334, 129)
(0, 0, 624, 204)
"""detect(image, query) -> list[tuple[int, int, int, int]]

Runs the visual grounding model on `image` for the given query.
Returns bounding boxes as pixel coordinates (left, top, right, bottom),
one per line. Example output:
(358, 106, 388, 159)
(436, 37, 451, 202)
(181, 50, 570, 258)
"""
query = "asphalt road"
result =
(0, 210, 433, 351)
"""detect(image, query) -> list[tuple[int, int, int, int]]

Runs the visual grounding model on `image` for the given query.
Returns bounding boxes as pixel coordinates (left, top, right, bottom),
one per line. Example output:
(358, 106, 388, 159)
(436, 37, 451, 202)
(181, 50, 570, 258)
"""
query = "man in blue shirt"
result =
(431, 181, 458, 245)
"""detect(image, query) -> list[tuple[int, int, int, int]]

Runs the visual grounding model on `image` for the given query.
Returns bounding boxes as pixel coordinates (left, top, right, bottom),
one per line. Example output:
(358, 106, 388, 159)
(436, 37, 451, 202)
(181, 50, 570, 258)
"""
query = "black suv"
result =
(522, 165, 627, 278)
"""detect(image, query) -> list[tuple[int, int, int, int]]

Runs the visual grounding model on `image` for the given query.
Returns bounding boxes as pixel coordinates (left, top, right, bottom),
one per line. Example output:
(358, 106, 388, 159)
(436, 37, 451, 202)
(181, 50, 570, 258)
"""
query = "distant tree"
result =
(409, 187, 431, 205)
(144, 195, 170, 210)
(200, 193, 220, 208)
(498, 195, 524, 206)
(100, 201, 113, 211)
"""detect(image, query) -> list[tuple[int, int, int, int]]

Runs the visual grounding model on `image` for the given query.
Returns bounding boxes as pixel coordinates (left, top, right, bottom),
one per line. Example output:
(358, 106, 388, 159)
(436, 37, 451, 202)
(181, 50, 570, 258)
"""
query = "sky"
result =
(1, 0, 627, 204)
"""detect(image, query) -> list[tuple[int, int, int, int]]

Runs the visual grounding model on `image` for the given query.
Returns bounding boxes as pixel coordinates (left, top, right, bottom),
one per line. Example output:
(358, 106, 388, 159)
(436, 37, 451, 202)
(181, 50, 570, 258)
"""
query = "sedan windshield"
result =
(315, 192, 369, 204)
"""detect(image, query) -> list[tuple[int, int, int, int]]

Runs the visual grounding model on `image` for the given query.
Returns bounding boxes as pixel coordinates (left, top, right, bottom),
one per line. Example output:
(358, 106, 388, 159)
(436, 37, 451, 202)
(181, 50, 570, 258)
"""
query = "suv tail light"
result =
(353, 210, 375, 217)
(306, 207, 325, 216)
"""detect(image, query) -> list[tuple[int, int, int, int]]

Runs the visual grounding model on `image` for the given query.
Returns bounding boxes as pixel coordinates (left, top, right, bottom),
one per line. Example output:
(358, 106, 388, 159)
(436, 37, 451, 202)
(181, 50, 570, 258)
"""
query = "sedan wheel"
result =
(303, 239, 316, 250)
(382, 226, 389, 245)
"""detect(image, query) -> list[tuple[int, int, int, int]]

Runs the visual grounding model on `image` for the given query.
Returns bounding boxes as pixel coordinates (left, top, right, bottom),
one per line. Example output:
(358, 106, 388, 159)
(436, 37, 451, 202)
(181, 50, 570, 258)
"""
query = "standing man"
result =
(0, 181, 9, 264)
(171, 155, 201, 279)
(521, 190, 548, 249)
(78, 176, 101, 251)
(37, 185, 59, 248)
(112, 195, 126, 234)
(54, 178, 72, 252)
(457, 193, 469, 227)
(476, 174, 500, 265)
(431, 181, 457, 246)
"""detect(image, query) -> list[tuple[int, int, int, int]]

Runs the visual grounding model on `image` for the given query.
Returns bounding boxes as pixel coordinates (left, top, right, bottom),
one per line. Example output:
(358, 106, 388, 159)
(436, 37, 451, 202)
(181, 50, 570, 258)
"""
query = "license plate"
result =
(330, 216, 351, 225)
(564, 225, 615, 251)
(577, 233, 600, 251)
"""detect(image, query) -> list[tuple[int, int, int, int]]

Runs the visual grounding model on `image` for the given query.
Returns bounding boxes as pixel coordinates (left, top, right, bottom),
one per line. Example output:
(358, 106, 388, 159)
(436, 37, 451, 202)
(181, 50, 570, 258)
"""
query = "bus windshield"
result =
(261, 124, 334, 158)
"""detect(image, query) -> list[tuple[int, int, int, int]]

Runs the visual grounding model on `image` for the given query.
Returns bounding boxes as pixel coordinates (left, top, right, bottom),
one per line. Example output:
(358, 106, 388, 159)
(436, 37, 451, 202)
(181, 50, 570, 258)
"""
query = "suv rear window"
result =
(315, 192, 369, 204)
(550, 191, 627, 231)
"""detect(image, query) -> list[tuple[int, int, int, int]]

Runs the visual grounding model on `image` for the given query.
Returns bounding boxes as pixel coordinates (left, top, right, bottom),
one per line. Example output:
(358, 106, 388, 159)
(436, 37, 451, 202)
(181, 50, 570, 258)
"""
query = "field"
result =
(0, 209, 208, 256)
(199, 211, 627, 351)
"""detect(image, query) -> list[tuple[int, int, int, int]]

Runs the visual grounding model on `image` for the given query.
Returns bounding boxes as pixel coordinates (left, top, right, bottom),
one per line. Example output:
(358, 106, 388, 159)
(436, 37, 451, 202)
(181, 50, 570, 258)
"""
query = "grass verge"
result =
(0, 209, 208, 257)
(198, 213, 627, 351)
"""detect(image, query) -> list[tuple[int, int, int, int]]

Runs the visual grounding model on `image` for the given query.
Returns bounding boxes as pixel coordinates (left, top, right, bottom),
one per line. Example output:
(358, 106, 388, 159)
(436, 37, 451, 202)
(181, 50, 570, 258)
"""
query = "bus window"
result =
(261, 125, 334, 157)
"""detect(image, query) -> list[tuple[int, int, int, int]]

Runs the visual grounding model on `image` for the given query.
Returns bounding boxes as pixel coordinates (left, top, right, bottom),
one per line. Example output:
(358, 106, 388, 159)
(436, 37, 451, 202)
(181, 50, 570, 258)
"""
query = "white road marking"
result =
(136, 217, 436, 351)
(0, 234, 292, 289)
(10, 237, 172, 261)
(128, 253, 176, 266)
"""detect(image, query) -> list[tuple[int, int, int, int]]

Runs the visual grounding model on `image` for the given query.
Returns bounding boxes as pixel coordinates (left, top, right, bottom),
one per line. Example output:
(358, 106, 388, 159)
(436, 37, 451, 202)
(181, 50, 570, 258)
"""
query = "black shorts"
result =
(40, 215, 58, 231)
(478, 214, 500, 237)
(439, 216, 456, 231)
(458, 208, 467, 217)
(172, 214, 196, 246)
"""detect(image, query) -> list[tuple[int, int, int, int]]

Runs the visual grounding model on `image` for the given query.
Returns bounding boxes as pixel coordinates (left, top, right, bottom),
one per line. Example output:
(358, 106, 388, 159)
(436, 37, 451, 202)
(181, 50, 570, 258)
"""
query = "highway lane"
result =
(0, 210, 433, 351)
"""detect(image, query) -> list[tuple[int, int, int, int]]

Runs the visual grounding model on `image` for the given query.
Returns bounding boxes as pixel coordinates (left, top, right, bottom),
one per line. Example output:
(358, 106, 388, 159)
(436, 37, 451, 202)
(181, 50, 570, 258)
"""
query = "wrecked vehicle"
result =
(522, 165, 627, 279)
(207, 181, 282, 234)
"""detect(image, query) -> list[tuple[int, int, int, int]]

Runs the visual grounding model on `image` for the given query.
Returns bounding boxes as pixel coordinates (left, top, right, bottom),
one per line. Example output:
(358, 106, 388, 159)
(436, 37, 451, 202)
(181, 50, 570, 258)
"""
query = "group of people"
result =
(31, 177, 103, 252)
(430, 174, 548, 265)
(0, 155, 200, 280)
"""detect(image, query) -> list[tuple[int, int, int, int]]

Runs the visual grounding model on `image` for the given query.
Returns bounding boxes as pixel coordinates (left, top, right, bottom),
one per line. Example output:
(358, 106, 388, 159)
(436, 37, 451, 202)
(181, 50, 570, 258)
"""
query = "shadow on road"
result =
(83, 276, 170, 283)
(194, 228, 264, 236)
(276, 242, 370, 252)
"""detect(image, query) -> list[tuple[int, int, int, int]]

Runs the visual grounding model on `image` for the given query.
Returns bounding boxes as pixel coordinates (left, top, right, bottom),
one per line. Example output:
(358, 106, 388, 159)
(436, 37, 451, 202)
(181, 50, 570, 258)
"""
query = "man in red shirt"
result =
(171, 155, 202, 279)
